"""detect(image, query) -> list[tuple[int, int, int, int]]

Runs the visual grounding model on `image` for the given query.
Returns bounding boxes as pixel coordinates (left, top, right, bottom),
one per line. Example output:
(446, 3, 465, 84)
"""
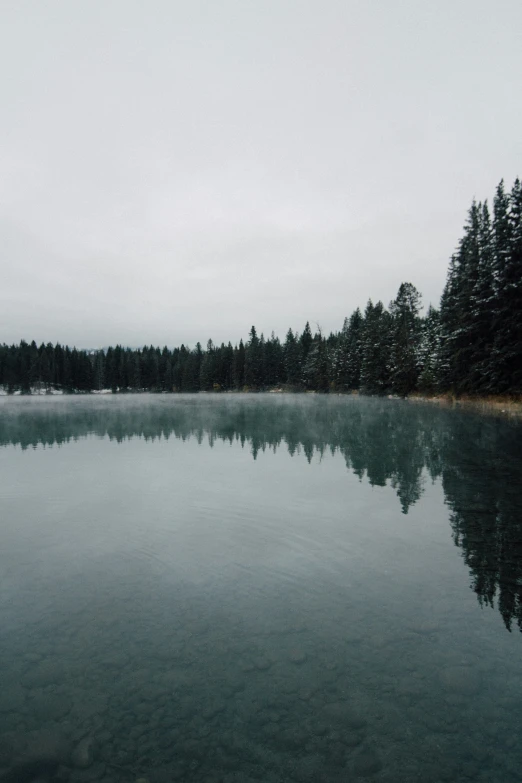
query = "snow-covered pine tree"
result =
(389, 282, 423, 396)
(244, 326, 263, 389)
(232, 340, 245, 389)
(417, 305, 441, 392)
(469, 201, 496, 392)
(360, 300, 392, 394)
(491, 178, 522, 393)
(301, 331, 329, 391)
(283, 328, 302, 387)
(439, 202, 482, 394)
(334, 309, 363, 391)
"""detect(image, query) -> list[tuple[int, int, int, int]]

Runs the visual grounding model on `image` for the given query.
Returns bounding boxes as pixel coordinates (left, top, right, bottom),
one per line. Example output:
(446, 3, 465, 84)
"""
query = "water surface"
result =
(0, 394, 521, 783)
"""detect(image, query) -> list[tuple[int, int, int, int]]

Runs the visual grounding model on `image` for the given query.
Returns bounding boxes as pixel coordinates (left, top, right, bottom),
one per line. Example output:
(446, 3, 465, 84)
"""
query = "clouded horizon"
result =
(1, 0, 521, 349)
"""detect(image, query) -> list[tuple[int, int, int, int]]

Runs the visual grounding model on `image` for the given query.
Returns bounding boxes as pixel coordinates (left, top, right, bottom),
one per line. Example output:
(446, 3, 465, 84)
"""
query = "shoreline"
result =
(2, 385, 522, 419)
(406, 393, 522, 418)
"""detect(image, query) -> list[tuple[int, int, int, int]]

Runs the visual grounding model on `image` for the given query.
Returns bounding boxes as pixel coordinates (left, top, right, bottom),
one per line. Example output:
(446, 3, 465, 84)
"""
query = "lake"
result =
(0, 394, 521, 783)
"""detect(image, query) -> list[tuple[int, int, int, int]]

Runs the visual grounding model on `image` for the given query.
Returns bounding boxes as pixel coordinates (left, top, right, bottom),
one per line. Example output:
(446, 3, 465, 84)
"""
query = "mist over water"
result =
(0, 394, 521, 783)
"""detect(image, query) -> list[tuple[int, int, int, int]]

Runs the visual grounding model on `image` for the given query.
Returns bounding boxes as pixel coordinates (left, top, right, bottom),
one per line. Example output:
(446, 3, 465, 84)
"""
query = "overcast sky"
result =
(1, 1, 521, 349)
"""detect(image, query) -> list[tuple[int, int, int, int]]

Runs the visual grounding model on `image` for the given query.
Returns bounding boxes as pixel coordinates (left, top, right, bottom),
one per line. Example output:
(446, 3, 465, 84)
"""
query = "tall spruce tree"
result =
(302, 331, 329, 391)
(360, 300, 392, 393)
(244, 326, 262, 388)
(417, 305, 441, 392)
(283, 328, 301, 387)
(491, 178, 522, 392)
(439, 202, 482, 393)
(232, 340, 245, 389)
(389, 282, 422, 396)
(470, 201, 496, 391)
(300, 322, 313, 362)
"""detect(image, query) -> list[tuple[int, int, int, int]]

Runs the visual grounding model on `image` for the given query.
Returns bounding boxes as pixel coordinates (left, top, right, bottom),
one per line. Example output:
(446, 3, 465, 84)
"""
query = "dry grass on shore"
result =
(407, 393, 522, 418)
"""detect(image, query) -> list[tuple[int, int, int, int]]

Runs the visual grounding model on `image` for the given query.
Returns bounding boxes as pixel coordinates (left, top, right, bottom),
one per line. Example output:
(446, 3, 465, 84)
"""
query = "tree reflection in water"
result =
(1, 394, 521, 631)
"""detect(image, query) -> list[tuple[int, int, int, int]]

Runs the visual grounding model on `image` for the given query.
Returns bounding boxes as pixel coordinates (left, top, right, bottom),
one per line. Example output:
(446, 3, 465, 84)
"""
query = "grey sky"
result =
(1, 1, 521, 349)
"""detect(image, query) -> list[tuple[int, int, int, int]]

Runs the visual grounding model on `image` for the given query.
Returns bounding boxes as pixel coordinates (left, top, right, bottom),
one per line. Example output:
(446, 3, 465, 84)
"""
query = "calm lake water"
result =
(0, 394, 521, 783)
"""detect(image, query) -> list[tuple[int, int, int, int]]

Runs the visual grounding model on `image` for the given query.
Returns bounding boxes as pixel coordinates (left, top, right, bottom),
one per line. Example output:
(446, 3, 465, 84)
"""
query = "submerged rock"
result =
(71, 737, 94, 769)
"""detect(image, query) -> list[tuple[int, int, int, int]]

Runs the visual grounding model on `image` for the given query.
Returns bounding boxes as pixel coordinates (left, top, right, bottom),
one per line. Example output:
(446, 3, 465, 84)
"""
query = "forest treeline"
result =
(1, 178, 521, 396)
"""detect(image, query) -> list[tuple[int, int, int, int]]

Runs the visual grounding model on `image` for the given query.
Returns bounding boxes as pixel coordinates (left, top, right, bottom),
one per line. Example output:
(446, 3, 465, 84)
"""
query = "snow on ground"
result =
(0, 385, 65, 396)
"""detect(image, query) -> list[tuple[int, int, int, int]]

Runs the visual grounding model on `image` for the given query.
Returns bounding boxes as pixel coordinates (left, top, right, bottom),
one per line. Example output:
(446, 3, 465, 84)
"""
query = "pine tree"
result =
(232, 340, 245, 389)
(360, 301, 392, 393)
(345, 308, 364, 390)
(221, 342, 235, 389)
(264, 332, 283, 387)
(283, 329, 301, 387)
(389, 282, 422, 396)
(244, 326, 262, 389)
(491, 178, 522, 392)
(38, 345, 52, 391)
(128, 351, 141, 389)
(470, 201, 496, 391)
(200, 339, 215, 391)
(333, 318, 350, 391)
(181, 344, 202, 391)
(439, 202, 482, 393)
(302, 332, 329, 391)
(454, 201, 482, 393)
(300, 321, 313, 362)
(93, 351, 105, 390)
(417, 305, 441, 392)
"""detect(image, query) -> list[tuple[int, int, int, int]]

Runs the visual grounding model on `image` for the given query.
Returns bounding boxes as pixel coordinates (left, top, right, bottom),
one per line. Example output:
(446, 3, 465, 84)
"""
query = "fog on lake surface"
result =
(0, 394, 521, 783)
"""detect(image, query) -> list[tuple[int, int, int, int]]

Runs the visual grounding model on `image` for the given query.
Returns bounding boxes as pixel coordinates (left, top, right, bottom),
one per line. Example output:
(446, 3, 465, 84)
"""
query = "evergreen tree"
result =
(129, 351, 141, 389)
(221, 342, 235, 389)
(453, 201, 482, 393)
(232, 340, 245, 389)
(200, 340, 215, 391)
(470, 201, 496, 391)
(264, 332, 284, 387)
(283, 329, 301, 387)
(360, 301, 392, 393)
(93, 351, 105, 390)
(299, 321, 313, 362)
(491, 178, 522, 392)
(417, 305, 441, 392)
(302, 332, 329, 391)
(104, 346, 116, 391)
(38, 345, 52, 390)
(244, 326, 262, 388)
(389, 282, 422, 396)
(346, 308, 364, 390)
(439, 202, 482, 394)
(335, 308, 363, 391)
(62, 347, 73, 391)
(181, 344, 202, 391)
(333, 318, 350, 391)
